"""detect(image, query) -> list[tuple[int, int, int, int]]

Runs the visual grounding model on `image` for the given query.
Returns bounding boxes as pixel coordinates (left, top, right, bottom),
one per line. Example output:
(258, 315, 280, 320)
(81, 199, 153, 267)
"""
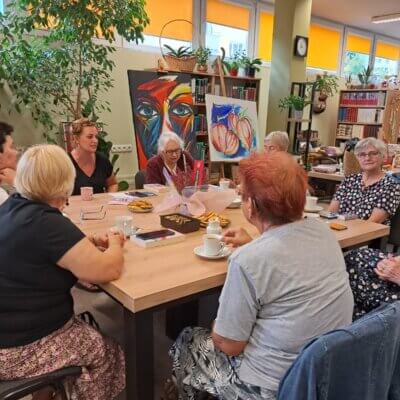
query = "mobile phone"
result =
(319, 211, 338, 219)
(338, 213, 358, 221)
(135, 229, 175, 241)
(126, 191, 156, 197)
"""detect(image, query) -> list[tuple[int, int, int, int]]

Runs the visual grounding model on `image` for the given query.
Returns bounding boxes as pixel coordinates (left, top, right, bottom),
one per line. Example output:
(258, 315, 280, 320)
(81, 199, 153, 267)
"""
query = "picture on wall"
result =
(205, 94, 259, 162)
(128, 71, 196, 169)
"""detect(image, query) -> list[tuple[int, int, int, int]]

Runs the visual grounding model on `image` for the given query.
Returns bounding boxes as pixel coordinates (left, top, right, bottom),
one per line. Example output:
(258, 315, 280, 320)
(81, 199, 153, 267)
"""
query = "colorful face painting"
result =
(205, 94, 259, 162)
(128, 71, 195, 169)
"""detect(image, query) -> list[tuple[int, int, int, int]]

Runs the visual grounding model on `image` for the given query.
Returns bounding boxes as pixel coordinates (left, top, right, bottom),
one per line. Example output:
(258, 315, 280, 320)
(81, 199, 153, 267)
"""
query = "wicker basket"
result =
(160, 19, 196, 72)
(343, 150, 361, 176)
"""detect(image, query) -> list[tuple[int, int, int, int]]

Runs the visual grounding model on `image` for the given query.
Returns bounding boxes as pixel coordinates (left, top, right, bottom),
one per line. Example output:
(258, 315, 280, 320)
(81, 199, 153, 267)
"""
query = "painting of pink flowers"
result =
(205, 94, 259, 162)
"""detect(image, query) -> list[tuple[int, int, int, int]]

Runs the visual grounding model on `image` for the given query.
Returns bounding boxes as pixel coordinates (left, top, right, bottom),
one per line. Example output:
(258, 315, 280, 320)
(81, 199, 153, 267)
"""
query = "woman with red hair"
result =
(169, 152, 353, 400)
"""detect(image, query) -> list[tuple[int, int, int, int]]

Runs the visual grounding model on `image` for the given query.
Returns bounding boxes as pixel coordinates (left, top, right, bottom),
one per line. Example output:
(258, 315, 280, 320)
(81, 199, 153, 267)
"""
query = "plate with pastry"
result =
(127, 199, 154, 213)
(197, 211, 230, 228)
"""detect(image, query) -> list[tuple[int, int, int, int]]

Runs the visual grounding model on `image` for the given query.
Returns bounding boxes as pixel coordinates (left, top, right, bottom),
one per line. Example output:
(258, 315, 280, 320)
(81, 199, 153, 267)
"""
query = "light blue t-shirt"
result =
(214, 218, 354, 392)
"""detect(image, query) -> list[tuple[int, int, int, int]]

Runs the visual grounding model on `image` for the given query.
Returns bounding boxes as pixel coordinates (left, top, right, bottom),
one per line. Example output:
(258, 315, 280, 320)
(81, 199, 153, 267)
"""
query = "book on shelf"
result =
(191, 78, 209, 103)
(336, 124, 379, 140)
(338, 107, 383, 124)
(340, 91, 386, 106)
(194, 114, 207, 133)
(195, 141, 207, 161)
(229, 85, 257, 101)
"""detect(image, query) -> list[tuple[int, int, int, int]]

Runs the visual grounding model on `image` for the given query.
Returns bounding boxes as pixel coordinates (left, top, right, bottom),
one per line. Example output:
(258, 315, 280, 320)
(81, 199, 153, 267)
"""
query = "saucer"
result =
(304, 205, 323, 213)
(227, 197, 242, 209)
(194, 245, 231, 260)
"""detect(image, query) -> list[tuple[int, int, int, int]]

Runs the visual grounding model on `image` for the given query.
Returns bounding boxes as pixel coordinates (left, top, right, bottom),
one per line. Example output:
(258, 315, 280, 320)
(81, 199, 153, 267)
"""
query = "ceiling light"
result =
(372, 13, 400, 24)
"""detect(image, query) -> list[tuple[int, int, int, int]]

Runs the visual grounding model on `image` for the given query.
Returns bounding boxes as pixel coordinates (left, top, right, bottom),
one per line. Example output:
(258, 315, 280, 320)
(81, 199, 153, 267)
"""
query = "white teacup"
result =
(203, 234, 225, 256)
(219, 179, 230, 190)
(305, 196, 318, 210)
(115, 215, 134, 237)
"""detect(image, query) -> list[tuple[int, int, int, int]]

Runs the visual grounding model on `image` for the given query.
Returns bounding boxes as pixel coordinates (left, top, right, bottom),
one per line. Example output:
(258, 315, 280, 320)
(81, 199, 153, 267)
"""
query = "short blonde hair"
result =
(71, 117, 98, 136)
(264, 131, 290, 151)
(15, 144, 76, 202)
(355, 137, 386, 158)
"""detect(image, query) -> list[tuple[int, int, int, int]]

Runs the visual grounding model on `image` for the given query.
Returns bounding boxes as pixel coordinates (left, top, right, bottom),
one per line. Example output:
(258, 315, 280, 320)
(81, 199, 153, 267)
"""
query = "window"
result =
(343, 33, 372, 76)
(205, 0, 250, 58)
(257, 10, 273, 62)
(0, 1, 3, 13)
(142, 0, 193, 48)
(307, 24, 341, 72)
(374, 40, 400, 78)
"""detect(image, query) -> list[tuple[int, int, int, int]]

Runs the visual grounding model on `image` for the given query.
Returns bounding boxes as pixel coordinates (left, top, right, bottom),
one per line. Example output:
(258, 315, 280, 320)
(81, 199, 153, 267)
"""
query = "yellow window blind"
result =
(307, 24, 341, 71)
(346, 34, 371, 54)
(206, 0, 249, 31)
(257, 11, 273, 61)
(376, 41, 400, 60)
(144, 0, 192, 41)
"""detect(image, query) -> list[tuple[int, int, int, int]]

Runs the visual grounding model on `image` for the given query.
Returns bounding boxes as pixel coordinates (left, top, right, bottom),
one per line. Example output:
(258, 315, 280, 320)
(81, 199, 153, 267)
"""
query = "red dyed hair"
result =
(239, 152, 307, 225)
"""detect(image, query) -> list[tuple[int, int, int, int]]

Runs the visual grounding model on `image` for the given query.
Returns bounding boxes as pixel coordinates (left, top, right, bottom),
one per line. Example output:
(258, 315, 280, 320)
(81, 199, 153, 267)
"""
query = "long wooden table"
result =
(65, 192, 389, 400)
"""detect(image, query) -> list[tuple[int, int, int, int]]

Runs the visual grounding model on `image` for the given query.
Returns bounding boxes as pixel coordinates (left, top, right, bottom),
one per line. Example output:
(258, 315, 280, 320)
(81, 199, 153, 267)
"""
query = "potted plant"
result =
(345, 74, 353, 89)
(358, 66, 374, 88)
(314, 73, 339, 100)
(222, 51, 242, 77)
(163, 45, 196, 71)
(195, 47, 211, 72)
(242, 56, 262, 78)
(279, 95, 310, 121)
(0, 0, 149, 190)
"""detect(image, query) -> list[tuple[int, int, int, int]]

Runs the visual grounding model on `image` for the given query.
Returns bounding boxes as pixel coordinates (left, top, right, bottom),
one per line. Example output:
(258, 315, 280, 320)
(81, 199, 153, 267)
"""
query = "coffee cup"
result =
(219, 179, 230, 190)
(203, 234, 225, 256)
(305, 196, 318, 210)
(81, 186, 93, 201)
(115, 215, 134, 237)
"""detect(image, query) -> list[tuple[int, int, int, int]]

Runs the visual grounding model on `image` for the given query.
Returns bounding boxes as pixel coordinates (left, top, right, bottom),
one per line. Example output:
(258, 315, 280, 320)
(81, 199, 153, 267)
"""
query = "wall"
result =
(0, 44, 338, 183)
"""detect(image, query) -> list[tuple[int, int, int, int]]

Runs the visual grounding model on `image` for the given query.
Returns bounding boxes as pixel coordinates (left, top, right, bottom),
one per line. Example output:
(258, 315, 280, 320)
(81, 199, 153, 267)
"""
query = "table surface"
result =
(65, 192, 389, 313)
(308, 170, 345, 182)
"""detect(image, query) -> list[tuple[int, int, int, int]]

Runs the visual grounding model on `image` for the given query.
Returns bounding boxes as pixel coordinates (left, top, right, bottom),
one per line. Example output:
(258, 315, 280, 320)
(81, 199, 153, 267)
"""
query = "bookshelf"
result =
(335, 89, 400, 145)
(150, 67, 261, 181)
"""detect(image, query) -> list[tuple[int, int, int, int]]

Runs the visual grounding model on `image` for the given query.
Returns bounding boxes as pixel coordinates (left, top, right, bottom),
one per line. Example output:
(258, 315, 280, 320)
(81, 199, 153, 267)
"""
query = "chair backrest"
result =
(278, 302, 400, 400)
(389, 206, 400, 247)
(135, 170, 146, 189)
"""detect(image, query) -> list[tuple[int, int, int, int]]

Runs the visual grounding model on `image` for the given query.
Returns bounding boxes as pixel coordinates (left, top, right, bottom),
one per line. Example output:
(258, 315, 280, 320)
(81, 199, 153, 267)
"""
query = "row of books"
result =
(338, 107, 383, 124)
(194, 114, 207, 133)
(340, 92, 386, 106)
(191, 78, 208, 103)
(336, 124, 380, 139)
(195, 141, 208, 161)
(229, 86, 257, 101)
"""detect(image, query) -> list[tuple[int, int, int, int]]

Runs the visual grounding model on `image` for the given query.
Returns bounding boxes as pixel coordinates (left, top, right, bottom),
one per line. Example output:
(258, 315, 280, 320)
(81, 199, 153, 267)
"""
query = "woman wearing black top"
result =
(0, 145, 125, 399)
(70, 118, 118, 195)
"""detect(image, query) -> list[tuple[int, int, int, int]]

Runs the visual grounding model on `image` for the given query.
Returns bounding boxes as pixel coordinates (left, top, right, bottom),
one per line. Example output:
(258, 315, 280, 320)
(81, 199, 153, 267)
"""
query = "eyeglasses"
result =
(356, 151, 380, 159)
(80, 205, 106, 220)
(165, 148, 182, 156)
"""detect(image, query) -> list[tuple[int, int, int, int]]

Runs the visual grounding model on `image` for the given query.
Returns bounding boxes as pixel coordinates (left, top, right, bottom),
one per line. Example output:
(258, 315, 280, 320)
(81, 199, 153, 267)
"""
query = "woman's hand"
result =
(107, 230, 126, 248)
(374, 256, 400, 286)
(223, 228, 252, 248)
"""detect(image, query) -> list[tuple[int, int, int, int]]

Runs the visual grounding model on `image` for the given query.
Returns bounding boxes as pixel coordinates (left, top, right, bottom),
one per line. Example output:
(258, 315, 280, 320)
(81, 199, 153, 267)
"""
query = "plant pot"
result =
(318, 92, 328, 101)
(197, 64, 208, 72)
(164, 54, 197, 71)
(244, 66, 256, 78)
(293, 109, 303, 121)
(229, 69, 238, 77)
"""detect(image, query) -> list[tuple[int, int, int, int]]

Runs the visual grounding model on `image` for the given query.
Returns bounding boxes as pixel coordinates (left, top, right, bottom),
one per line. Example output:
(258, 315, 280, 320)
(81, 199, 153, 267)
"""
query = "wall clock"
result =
(294, 35, 308, 57)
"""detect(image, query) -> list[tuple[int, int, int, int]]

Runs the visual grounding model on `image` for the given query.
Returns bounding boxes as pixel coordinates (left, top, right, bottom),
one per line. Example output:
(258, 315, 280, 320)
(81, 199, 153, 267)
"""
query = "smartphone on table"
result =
(135, 229, 175, 241)
(126, 191, 156, 198)
(319, 211, 338, 219)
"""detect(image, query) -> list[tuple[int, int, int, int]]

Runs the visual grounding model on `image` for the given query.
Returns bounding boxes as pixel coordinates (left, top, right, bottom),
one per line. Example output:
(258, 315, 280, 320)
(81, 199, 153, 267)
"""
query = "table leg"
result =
(124, 308, 154, 400)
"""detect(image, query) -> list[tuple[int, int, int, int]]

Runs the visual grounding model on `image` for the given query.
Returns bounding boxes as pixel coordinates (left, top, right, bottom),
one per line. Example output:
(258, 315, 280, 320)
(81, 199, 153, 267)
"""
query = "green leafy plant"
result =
(163, 45, 193, 59)
(358, 65, 373, 85)
(240, 55, 262, 72)
(222, 50, 242, 74)
(314, 73, 339, 98)
(194, 46, 211, 67)
(279, 95, 310, 111)
(0, 0, 149, 188)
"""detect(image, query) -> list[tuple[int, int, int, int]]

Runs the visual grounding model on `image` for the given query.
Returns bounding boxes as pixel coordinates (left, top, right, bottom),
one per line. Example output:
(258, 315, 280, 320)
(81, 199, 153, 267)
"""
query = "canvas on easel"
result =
(205, 94, 259, 162)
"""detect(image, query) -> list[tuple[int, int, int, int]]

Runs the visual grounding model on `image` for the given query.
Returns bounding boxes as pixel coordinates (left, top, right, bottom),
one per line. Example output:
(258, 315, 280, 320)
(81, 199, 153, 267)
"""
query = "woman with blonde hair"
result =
(69, 118, 117, 195)
(0, 145, 125, 399)
(264, 131, 290, 154)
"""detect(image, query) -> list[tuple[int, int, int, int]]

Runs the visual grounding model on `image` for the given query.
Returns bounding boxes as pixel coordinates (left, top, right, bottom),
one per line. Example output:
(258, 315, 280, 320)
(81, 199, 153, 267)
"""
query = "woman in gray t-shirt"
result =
(169, 152, 354, 400)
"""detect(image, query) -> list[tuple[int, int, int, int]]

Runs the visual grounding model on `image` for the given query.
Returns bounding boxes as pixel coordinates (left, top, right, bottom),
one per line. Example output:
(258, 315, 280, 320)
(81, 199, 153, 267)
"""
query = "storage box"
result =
(160, 213, 200, 234)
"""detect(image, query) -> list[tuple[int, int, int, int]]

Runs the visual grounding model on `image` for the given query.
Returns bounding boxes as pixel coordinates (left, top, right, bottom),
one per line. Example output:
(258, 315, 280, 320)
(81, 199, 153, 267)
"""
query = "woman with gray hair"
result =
(146, 131, 194, 185)
(328, 137, 400, 224)
(264, 131, 290, 153)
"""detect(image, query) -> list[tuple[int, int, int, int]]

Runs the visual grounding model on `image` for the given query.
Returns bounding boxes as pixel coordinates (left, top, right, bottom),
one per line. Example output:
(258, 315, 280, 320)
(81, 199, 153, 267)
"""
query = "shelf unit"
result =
(335, 89, 400, 144)
(148, 67, 261, 180)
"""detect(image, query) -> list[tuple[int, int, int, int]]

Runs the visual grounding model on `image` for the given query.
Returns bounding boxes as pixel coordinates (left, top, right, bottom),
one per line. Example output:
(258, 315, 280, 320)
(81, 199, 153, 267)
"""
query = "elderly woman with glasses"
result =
(328, 137, 400, 225)
(263, 131, 290, 154)
(168, 152, 353, 400)
(69, 118, 118, 195)
(0, 145, 126, 399)
(145, 132, 194, 185)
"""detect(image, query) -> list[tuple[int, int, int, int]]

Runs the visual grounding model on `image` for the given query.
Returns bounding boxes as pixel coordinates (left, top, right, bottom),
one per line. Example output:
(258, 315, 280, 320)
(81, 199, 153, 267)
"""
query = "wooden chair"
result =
(0, 366, 82, 400)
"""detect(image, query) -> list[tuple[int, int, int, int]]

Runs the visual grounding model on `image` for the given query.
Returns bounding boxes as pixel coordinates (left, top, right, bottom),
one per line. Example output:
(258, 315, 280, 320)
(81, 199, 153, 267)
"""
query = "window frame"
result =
(373, 34, 400, 77)
(254, 1, 274, 65)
